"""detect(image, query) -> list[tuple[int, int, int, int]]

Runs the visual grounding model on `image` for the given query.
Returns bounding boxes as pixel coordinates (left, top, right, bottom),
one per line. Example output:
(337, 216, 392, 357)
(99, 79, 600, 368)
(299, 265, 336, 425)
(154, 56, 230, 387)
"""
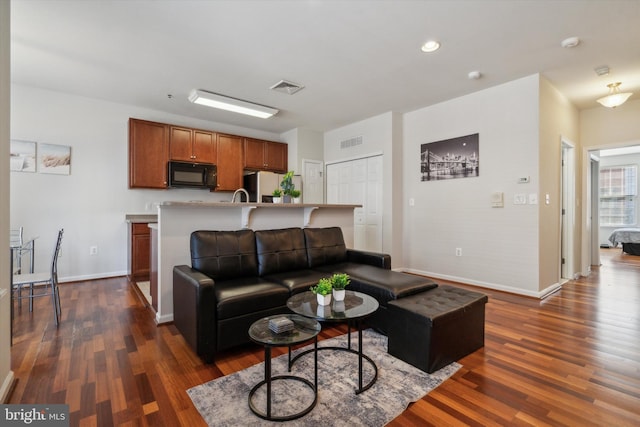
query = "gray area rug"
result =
(188, 329, 460, 426)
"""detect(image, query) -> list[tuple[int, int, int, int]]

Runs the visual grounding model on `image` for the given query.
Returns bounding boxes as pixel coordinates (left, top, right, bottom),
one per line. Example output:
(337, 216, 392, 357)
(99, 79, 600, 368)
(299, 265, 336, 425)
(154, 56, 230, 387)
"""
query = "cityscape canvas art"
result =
(420, 133, 479, 181)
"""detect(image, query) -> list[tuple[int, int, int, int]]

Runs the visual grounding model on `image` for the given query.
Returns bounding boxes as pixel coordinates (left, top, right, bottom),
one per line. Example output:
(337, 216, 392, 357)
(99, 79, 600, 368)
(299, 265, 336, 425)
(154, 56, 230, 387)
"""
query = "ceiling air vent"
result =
(270, 79, 305, 95)
(340, 136, 363, 149)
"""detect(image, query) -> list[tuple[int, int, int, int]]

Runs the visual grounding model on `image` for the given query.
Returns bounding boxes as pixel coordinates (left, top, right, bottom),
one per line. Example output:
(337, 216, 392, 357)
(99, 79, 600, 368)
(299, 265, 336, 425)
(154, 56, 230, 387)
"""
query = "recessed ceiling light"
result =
(468, 71, 482, 80)
(561, 36, 580, 48)
(421, 40, 440, 53)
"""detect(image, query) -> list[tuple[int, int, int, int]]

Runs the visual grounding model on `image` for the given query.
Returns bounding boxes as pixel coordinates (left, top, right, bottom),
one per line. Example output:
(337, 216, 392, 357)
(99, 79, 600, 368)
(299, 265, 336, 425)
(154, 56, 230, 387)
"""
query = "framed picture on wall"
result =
(10, 140, 37, 172)
(420, 133, 479, 181)
(38, 143, 71, 175)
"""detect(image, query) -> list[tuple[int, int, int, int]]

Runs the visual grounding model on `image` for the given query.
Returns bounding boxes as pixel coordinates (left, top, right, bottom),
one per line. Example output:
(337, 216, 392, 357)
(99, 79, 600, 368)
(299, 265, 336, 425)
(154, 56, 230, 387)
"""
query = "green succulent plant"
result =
(331, 273, 350, 290)
(310, 278, 333, 296)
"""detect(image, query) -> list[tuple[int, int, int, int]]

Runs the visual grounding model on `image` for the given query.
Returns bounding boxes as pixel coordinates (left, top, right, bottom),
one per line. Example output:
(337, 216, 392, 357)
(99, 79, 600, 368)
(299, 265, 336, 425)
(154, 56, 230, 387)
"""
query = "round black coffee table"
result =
(248, 314, 321, 421)
(287, 290, 379, 394)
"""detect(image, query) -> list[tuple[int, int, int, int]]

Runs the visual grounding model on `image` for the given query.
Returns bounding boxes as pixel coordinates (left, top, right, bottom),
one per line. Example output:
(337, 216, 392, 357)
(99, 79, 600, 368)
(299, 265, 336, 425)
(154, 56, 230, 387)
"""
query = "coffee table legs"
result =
(249, 337, 318, 421)
(290, 321, 378, 395)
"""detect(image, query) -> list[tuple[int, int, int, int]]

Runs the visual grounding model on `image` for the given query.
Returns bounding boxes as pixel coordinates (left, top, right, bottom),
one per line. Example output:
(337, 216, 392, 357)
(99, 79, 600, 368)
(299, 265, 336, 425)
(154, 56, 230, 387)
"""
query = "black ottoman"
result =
(387, 284, 488, 373)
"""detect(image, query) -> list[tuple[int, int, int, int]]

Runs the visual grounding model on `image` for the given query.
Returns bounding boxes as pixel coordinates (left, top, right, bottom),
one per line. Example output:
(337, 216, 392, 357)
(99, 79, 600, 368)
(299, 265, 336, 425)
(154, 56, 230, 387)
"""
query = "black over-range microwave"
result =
(168, 161, 217, 189)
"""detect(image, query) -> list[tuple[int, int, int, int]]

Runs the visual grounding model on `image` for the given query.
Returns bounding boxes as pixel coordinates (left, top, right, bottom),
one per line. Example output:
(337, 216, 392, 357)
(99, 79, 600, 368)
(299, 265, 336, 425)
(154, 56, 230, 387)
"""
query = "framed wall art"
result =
(10, 140, 37, 172)
(38, 143, 71, 175)
(420, 133, 479, 181)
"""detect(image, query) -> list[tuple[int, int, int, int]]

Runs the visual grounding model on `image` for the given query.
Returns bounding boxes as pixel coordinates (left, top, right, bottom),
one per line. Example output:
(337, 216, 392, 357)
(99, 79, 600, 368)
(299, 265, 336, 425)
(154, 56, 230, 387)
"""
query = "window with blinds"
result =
(599, 165, 637, 226)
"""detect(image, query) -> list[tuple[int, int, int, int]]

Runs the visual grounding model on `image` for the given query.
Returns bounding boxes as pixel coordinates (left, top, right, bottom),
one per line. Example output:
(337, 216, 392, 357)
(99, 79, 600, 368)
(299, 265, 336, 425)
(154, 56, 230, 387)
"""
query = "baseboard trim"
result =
(0, 370, 15, 404)
(59, 270, 128, 283)
(402, 268, 563, 299)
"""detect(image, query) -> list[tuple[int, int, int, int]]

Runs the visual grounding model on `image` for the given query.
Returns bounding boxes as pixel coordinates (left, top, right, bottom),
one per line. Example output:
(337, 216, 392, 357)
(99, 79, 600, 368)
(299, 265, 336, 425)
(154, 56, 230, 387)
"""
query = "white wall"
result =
(10, 84, 281, 282)
(402, 75, 542, 295)
(1, 0, 14, 403)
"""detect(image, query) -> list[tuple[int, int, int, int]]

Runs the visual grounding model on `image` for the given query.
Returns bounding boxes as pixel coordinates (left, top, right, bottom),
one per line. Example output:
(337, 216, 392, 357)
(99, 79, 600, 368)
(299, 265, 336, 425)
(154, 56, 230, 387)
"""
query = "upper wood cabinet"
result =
(169, 126, 216, 164)
(216, 134, 243, 191)
(244, 138, 288, 173)
(129, 118, 169, 189)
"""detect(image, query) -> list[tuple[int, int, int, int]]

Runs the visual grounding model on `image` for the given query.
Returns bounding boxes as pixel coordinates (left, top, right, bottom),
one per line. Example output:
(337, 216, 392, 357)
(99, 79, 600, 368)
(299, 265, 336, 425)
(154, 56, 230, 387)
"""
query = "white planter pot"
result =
(317, 293, 332, 306)
(293, 197, 301, 204)
(332, 289, 346, 301)
(272, 197, 282, 203)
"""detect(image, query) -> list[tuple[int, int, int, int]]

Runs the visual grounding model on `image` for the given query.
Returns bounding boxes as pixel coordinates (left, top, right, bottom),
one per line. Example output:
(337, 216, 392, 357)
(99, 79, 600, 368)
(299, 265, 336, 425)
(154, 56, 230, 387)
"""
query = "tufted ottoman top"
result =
(387, 284, 488, 325)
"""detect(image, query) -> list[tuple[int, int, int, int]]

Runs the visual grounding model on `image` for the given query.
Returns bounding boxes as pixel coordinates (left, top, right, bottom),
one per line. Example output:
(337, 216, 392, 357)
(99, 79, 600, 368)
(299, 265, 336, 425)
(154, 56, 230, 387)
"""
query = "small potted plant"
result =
(280, 171, 295, 202)
(331, 273, 350, 301)
(310, 277, 333, 306)
(290, 189, 301, 204)
(272, 189, 282, 203)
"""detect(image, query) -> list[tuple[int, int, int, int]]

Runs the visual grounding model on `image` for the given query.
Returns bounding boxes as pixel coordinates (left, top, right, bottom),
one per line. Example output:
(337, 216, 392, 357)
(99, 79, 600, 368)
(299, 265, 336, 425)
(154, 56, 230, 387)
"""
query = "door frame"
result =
(561, 138, 575, 280)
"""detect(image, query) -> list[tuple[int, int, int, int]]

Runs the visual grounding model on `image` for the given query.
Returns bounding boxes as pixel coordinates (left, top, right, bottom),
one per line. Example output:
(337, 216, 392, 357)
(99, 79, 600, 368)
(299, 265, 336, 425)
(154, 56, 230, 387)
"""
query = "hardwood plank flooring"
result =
(8, 248, 640, 426)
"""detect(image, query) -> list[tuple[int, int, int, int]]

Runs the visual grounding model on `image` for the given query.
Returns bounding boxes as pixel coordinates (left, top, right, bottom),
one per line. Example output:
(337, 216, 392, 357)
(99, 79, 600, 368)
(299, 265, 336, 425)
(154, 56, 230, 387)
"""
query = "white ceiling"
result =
(10, 0, 640, 135)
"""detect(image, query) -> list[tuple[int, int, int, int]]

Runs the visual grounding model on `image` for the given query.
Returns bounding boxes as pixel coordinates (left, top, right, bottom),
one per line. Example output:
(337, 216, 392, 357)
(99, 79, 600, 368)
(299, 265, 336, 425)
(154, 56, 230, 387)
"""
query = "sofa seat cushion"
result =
(263, 269, 330, 295)
(255, 228, 309, 276)
(313, 263, 438, 304)
(214, 277, 290, 320)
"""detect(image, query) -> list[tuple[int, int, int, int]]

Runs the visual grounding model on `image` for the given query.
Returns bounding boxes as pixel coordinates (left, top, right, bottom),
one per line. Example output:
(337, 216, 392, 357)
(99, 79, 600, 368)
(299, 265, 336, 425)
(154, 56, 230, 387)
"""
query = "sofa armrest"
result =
(173, 265, 217, 362)
(346, 249, 391, 270)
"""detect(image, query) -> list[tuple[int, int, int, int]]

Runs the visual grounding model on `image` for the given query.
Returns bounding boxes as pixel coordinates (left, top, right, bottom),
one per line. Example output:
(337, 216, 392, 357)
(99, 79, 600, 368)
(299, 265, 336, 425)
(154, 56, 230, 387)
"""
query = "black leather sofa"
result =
(173, 226, 438, 362)
(173, 226, 488, 373)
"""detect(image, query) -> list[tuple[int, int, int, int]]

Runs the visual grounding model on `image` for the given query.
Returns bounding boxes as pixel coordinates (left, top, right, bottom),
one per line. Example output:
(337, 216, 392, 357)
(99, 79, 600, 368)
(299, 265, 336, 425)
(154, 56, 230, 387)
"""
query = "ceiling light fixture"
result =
(421, 40, 440, 53)
(561, 36, 580, 48)
(188, 89, 278, 119)
(596, 82, 633, 108)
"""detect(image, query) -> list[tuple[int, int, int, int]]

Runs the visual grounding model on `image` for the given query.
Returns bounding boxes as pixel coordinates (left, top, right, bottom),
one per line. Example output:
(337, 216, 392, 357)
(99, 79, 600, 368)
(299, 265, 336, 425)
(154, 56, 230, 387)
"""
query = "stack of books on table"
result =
(269, 317, 294, 334)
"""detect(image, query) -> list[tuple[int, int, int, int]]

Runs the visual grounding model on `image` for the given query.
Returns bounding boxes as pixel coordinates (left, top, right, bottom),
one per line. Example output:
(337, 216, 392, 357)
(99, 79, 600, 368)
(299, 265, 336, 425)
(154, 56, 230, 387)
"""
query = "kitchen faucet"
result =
(231, 188, 250, 203)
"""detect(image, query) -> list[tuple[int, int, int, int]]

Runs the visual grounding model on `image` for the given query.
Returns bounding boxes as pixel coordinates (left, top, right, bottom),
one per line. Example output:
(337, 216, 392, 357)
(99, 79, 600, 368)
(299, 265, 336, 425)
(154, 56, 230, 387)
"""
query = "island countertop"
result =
(159, 201, 360, 208)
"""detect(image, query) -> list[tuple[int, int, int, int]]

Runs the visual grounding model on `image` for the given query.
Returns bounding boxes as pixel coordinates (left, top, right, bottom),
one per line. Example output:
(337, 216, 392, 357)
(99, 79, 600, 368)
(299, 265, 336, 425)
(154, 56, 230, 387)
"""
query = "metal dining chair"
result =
(10, 226, 24, 274)
(11, 229, 64, 326)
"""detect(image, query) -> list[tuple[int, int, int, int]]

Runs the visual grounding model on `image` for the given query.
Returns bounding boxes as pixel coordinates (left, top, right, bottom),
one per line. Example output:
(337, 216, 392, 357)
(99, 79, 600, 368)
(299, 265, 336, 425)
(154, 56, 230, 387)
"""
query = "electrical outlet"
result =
(455, 248, 462, 257)
(89, 246, 98, 256)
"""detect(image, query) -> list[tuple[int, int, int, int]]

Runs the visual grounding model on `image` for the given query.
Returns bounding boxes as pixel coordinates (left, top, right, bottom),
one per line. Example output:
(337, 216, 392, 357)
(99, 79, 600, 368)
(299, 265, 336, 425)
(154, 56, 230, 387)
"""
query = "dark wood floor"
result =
(8, 249, 640, 426)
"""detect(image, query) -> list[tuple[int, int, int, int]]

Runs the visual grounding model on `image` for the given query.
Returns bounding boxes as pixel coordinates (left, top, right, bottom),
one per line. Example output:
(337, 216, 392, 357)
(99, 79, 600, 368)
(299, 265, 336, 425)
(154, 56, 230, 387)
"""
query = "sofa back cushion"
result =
(303, 227, 348, 267)
(190, 230, 258, 280)
(255, 228, 308, 276)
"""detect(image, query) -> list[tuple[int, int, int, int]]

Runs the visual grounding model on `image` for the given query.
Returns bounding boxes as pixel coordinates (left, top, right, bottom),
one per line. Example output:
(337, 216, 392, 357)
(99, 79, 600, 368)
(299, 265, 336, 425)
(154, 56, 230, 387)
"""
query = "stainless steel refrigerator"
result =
(244, 171, 302, 202)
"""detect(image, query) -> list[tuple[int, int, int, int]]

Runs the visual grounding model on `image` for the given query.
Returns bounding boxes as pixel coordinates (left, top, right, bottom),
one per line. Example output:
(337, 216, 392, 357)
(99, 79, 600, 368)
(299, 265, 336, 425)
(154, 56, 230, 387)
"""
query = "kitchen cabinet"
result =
(216, 133, 244, 191)
(129, 118, 169, 189)
(129, 222, 151, 282)
(169, 126, 216, 164)
(244, 138, 287, 173)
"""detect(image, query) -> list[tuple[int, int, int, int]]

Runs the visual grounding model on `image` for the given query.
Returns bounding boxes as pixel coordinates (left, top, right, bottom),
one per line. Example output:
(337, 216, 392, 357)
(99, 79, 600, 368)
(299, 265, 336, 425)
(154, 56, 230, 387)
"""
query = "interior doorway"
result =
(302, 159, 324, 204)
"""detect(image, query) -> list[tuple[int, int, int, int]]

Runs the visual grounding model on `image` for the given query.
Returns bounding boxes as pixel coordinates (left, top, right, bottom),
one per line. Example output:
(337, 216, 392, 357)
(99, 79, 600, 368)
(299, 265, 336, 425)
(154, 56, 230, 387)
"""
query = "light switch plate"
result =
(513, 194, 527, 205)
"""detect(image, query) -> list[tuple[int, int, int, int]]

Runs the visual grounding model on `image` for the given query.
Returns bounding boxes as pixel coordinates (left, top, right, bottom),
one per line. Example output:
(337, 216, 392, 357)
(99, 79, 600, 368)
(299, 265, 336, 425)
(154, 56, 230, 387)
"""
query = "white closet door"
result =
(326, 155, 383, 252)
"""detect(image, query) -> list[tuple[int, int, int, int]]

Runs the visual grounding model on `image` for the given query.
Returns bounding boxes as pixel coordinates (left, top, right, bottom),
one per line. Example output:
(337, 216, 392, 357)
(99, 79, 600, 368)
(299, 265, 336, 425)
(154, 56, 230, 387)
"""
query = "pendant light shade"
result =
(597, 82, 633, 108)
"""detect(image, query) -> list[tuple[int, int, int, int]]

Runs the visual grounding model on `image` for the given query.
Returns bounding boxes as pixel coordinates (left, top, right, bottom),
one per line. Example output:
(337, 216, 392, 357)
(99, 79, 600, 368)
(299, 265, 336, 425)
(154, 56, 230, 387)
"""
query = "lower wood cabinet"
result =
(128, 222, 151, 282)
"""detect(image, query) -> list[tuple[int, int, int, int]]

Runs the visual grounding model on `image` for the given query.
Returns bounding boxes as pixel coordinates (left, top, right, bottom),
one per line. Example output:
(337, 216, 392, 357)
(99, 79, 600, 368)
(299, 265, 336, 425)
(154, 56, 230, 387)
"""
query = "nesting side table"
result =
(248, 314, 321, 421)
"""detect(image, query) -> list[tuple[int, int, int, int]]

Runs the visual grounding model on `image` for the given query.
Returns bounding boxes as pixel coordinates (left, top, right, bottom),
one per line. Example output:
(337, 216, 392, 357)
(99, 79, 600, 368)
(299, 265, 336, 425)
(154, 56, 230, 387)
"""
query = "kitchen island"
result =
(154, 202, 360, 324)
